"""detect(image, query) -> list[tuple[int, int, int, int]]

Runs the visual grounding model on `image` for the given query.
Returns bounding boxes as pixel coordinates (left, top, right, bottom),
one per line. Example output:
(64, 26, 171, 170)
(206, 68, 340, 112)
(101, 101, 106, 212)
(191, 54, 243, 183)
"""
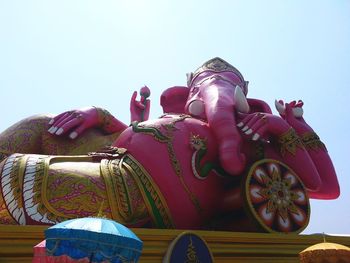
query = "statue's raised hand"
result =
(47, 87, 151, 140)
(130, 86, 151, 122)
(48, 107, 100, 139)
(275, 100, 313, 134)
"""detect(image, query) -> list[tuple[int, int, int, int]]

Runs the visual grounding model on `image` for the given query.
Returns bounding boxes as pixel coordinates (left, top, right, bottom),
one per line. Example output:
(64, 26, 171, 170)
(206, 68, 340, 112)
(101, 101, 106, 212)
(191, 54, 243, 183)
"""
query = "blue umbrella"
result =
(45, 217, 143, 263)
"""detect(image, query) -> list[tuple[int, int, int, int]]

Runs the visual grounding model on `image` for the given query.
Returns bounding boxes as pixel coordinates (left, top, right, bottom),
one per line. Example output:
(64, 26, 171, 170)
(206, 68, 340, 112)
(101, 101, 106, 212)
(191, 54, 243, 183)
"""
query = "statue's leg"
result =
(0, 115, 51, 162)
(0, 115, 121, 162)
(0, 153, 170, 227)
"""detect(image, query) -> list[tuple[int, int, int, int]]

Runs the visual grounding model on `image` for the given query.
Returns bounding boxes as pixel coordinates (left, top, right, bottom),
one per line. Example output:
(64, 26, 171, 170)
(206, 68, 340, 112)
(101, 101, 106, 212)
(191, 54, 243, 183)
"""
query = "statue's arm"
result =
(47, 87, 151, 140)
(275, 100, 340, 199)
(48, 106, 127, 139)
(237, 110, 324, 192)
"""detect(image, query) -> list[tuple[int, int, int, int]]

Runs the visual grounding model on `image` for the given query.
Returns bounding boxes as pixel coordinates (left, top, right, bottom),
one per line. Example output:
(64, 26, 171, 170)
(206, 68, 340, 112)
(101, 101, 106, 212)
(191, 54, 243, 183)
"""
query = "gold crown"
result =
(188, 57, 248, 93)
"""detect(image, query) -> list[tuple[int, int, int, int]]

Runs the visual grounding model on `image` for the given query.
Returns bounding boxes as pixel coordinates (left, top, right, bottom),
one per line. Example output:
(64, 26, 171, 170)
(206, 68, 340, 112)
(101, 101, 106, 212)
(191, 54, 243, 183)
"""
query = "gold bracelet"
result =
(278, 128, 304, 156)
(301, 131, 327, 152)
(93, 107, 114, 131)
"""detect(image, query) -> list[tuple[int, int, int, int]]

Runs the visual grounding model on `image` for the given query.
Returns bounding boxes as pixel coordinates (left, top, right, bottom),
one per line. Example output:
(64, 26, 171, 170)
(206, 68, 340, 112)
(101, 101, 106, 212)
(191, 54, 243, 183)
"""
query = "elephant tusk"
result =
(188, 100, 205, 117)
(275, 99, 285, 115)
(234, 86, 250, 113)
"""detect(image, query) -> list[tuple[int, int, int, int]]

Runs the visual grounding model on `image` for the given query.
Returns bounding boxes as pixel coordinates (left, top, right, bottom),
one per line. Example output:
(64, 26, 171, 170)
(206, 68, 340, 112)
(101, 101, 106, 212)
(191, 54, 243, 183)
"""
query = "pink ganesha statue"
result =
(0, 57, 339, 233)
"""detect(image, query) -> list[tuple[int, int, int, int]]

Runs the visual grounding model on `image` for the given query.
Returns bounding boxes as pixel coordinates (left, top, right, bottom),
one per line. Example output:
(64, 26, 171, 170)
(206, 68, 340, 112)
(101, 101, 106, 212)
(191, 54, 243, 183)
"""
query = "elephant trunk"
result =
(201, 80, 246, 175)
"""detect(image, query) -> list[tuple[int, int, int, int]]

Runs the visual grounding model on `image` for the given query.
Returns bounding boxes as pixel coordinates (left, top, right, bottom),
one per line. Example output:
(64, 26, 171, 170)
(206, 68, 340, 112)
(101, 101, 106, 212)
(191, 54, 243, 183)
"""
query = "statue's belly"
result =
(113, 116, 227, 229)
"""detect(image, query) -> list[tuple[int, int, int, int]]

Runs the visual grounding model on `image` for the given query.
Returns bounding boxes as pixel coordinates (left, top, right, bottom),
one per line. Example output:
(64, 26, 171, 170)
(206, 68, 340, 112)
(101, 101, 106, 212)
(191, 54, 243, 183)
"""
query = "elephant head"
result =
(184, 57, 250, 175)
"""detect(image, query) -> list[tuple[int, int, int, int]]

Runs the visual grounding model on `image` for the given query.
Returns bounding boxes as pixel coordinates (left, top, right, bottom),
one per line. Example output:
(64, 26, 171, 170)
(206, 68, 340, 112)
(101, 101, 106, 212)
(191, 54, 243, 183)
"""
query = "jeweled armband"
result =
(94, 107, 115, 132)
(278, 128, 304, 156)
(301, 132, 327, 152)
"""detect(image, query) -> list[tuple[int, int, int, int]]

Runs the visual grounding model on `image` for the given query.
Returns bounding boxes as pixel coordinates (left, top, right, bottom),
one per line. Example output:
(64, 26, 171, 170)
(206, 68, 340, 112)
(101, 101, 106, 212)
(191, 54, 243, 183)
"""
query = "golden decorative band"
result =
(190, 57, 248, 94)
(0, 154, 25, 225)
(94, 106, 115, 132)
(194, 74, 244, 93)
(301, 132, 327, 152)
(122, 154, 174, 228)
(278, 128, 304, 156)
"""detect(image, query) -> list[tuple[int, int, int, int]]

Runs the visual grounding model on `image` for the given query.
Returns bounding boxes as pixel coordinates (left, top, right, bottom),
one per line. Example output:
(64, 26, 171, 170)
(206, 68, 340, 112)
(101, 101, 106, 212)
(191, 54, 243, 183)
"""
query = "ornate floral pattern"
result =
(278, 128, 304, 156)
(245, 159, 310, 233)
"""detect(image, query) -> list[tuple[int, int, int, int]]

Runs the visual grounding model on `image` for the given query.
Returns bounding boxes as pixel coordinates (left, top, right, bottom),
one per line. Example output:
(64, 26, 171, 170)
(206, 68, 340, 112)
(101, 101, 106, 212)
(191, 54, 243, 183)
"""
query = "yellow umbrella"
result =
(299, 241, 350, 263)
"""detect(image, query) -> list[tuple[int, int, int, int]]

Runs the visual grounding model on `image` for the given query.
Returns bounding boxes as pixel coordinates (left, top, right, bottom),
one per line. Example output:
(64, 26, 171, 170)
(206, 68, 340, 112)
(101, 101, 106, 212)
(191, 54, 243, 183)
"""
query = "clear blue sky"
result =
(1, 1, 349, 235)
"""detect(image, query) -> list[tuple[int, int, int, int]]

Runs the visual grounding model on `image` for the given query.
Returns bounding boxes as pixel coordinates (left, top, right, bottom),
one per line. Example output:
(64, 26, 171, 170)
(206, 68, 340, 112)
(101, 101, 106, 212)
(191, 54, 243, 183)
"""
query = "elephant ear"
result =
(160, 86, 190, 114)
(247, 98, 272, 114)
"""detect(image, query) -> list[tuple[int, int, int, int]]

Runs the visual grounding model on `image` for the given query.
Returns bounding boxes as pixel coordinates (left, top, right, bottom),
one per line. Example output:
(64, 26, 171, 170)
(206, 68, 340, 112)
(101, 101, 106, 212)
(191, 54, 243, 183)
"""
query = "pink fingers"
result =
(130, 91, 137, 103)
(295, 100, 304, 108)
(48, 111, 68, 126)
(135, 101, 146, 110)
(53, 114, 77, 135)
(289, 100, 297, 107)
(252, 125, 269, 141)
(236, 112, 254, 128)
(69, 124, 87, 139)
(49, 112, 70, 126)
(131, 90, 147, 109)
(48, 112, 72, 134)
(247, 118, 268, 141)
(56, 117, 84, 138)
(241, 113, 262, 133)
(237, 112, 268, 141)
(48, 111, 84, 137)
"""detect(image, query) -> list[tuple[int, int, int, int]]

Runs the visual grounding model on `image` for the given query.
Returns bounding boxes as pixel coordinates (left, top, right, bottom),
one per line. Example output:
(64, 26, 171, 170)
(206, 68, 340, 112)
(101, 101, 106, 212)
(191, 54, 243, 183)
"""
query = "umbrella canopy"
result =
(299, 242, 350, 263)
(33, 240, 47, 263)
(45, 217, 143, 263)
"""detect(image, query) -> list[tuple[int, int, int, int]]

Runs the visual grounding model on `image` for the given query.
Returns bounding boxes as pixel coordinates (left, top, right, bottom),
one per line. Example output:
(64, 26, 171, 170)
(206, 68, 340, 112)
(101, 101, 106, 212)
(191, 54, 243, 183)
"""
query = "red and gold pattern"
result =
(277, 128, 304, 156)
(301, 131, 327, 152)
(244, 159, 310, 233)
(0, 153, 173, 228)
(0, 115, 120, 163)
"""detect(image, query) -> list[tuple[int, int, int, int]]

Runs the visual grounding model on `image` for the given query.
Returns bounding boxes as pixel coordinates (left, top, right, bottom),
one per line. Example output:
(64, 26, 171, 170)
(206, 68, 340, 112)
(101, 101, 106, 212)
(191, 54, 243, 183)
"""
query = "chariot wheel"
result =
(244, 159, 310, 233)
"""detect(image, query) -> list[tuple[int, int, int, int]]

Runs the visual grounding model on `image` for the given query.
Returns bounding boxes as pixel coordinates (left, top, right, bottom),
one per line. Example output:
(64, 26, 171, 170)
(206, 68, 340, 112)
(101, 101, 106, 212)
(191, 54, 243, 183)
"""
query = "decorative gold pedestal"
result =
(1, 225, 350, 263)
